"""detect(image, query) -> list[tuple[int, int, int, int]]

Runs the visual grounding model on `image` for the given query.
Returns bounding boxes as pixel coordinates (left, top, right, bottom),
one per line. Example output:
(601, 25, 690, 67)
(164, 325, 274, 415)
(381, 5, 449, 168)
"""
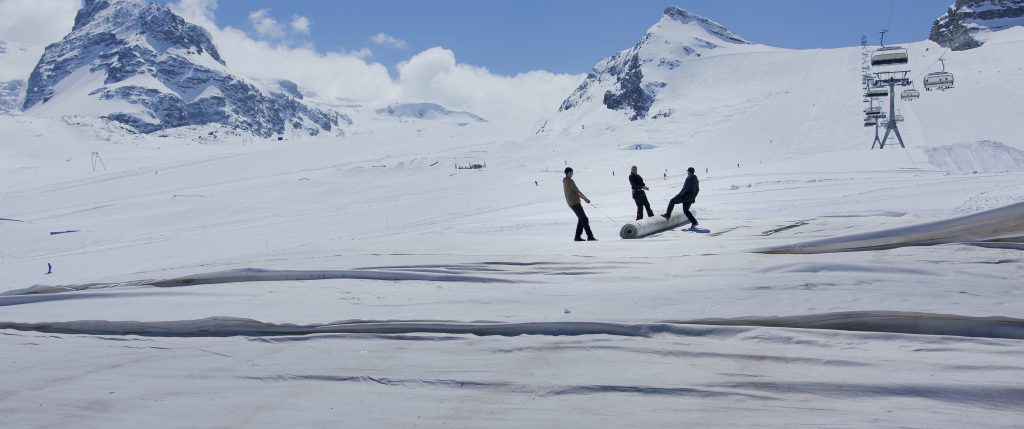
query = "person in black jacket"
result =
(662, 167, 699, 228)
(628, 165, 654, 220)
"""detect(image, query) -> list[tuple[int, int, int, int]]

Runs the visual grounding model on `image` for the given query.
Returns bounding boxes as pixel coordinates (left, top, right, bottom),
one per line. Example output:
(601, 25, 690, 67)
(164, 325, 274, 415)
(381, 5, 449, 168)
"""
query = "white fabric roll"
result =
(619, 212, 693, 239)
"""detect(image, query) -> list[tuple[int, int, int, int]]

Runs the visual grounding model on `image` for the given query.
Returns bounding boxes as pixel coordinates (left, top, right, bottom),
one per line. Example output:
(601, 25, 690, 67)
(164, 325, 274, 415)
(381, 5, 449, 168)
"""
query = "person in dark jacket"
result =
(661, 167, 699, 228)
(628, 165, 654, 220)
(563, 167, 597, 241)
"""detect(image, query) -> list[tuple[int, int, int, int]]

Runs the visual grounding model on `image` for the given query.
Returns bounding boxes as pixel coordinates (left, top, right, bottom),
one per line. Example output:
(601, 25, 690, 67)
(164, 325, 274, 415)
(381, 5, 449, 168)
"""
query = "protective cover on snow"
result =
(619, 211, 693, 239)
(761, 202, 1024, 254)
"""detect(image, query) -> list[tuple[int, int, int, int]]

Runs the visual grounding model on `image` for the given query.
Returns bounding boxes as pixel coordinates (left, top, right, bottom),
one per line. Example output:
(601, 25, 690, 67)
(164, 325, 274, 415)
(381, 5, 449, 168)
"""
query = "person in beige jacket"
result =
(563, 167, 596, 241)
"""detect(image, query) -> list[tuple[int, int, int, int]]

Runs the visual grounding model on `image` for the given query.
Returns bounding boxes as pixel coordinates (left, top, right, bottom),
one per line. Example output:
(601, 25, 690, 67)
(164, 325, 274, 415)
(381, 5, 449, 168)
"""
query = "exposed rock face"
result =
(23, 0, 345, 136)
(558, 6, 750, 121)
(930, 0, 1024, 50)
(0, 80, 25, 113)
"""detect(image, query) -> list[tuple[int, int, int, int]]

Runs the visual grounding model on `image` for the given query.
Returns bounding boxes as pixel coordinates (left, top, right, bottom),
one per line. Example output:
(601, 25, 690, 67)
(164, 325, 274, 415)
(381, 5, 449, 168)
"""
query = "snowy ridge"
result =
(553, 6, 767, 122)
(374, 102, 487, 123)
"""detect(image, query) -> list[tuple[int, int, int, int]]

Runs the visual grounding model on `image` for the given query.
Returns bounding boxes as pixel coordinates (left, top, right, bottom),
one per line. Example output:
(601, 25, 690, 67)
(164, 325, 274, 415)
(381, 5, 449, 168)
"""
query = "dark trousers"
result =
(632, 191, 654, 220)
(569, 203, 595, 239)
(665, 196, 698, 226)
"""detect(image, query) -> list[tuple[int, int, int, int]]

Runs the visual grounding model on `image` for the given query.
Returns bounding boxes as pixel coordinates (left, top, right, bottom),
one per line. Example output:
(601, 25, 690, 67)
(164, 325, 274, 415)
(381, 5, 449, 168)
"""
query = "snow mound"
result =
(925, 140, 1024, 172)
(760, 201, 1024, 254)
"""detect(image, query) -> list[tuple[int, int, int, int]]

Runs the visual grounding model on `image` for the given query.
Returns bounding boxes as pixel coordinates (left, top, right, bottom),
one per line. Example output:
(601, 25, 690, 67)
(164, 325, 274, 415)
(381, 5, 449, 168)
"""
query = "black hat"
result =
(687, 167, 695, 172)
(564, 167, 573, 174)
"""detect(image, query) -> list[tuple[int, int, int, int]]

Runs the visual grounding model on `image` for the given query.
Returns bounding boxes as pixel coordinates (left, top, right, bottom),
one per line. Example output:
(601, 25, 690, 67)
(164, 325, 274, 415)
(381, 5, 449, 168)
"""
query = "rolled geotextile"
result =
(619, 211, 693, 239)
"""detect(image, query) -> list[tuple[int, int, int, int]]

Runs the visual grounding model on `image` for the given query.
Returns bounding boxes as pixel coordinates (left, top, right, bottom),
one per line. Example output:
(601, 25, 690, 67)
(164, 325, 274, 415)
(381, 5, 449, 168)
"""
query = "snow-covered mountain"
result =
(21, 0, 345, 137)
(554, 6, 768, 122)
(374, 102, 487, 124)
(0, 41, 41, 114)
(537, 3, 1024, 166)
(930, 0, 1024, 50)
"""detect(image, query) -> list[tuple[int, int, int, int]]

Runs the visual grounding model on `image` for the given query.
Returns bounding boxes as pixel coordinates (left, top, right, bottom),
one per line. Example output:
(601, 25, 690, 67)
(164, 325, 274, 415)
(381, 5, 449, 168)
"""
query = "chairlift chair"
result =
(924, 72, 954, 91)
(901, 88, 920, 100)
(924, 58, 954, 91)
(871, 46, 909, 67)
(864, 86, 889, 98)
(864, 116, 878, 127)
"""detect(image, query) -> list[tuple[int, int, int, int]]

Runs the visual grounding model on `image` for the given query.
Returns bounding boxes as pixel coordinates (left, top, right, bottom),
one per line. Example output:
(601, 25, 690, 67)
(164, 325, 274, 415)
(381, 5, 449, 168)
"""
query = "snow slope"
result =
(2, 5, 1024, 429)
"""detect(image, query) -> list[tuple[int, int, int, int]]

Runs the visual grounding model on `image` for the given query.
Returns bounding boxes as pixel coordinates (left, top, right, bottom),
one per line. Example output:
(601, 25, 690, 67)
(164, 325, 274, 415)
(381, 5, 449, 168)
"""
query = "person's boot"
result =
(587, 237, 598, 241)
(661, 213, 670, 219)
(574, 236, 585, 242)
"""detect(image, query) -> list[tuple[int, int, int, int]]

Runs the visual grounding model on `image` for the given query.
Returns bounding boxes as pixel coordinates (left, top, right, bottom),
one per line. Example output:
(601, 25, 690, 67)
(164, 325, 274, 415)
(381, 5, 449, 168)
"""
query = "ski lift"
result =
(864, 116, 878, 127)
(871, 46, 909, 66)
(870, 30, 909, 67)
(924, 58, 954, 91)
(864, 105, 884, 117)
(901, 88, 920, 100)
(864, 86, 889, 98)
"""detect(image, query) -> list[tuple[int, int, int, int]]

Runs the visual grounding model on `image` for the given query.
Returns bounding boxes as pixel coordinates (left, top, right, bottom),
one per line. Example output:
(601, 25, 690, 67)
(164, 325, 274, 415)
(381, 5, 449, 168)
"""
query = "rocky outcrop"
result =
(930, 0, 1024, 50)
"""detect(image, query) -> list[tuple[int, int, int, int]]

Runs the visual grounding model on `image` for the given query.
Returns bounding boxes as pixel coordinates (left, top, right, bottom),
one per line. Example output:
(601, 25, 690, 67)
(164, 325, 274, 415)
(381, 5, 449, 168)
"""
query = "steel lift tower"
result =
(871, 70, 911, 149)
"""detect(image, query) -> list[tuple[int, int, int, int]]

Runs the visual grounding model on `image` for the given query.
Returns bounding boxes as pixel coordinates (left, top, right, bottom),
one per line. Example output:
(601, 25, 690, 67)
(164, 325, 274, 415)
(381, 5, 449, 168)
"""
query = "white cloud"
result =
(370, 33, 408, 50)
(290, 15, 311, 35)
(172, 1, 585, 128)
(170, 0, 217, 26)
(0, 0, 80, 47)
(346, 48, 374, 59)
(396, 47, 582, 128)
(248, 9, 285, 39)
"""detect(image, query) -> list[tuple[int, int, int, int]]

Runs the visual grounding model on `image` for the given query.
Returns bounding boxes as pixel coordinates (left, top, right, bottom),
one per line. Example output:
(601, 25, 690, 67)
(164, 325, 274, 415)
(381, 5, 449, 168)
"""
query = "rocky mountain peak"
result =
(72, 0, 223, 65)
(22, 0, 343, 137)
(555, 5, 755, 122)
(660, 6, 749, 45)
(930, 0, 1024, 50)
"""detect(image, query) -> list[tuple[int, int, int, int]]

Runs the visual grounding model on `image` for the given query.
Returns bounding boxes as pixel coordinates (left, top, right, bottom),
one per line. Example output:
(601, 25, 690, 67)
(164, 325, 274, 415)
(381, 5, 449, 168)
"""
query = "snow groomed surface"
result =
(619, 211, 692, 238)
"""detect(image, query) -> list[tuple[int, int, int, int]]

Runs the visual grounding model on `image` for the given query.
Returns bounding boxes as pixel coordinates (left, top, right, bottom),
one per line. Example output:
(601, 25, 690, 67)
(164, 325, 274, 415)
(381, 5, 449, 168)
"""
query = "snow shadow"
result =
(761, 201, 1024, 254)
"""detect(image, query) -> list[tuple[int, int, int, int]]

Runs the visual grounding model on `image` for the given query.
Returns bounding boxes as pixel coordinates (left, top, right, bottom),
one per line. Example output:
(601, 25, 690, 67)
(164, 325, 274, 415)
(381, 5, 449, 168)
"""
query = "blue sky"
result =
(190, 0, 951, 75)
